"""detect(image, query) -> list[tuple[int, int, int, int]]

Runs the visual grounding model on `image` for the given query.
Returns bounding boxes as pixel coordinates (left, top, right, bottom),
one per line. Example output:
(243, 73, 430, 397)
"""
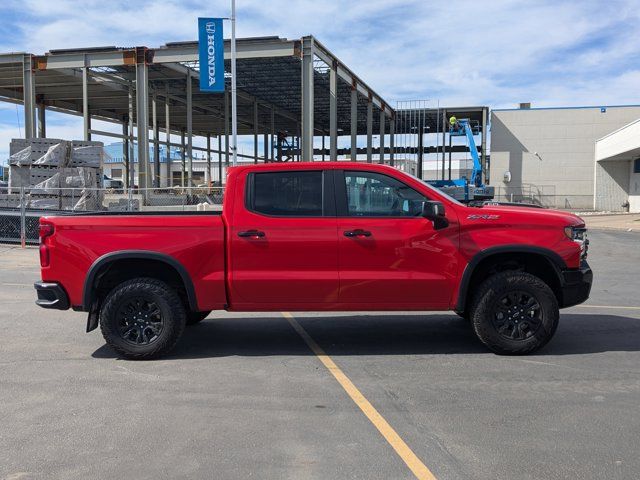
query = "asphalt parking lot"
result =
(1, 230, 639, 480)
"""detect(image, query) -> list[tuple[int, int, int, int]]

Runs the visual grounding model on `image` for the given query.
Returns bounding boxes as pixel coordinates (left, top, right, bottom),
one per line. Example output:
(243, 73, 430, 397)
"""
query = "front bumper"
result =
(34, 282, 70, 310)
(559, 260, 593, 308)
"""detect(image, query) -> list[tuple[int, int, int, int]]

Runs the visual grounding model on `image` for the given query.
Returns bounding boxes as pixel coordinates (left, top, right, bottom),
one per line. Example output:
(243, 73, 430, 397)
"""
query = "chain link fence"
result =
(0, 186, 225, 246)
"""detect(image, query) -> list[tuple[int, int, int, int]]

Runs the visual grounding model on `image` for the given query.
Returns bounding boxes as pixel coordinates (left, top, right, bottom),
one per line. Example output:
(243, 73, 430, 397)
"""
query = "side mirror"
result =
(422, 201, 449, 230)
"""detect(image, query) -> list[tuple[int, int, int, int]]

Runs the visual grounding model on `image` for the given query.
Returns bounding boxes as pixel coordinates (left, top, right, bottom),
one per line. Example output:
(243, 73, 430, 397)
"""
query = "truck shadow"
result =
(92, 313, 640, 360)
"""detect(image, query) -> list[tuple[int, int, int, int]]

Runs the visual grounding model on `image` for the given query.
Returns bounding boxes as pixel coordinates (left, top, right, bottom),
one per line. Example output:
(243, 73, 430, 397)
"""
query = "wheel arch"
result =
(456, 245, 565, 314)
(82, 251, 198, 312)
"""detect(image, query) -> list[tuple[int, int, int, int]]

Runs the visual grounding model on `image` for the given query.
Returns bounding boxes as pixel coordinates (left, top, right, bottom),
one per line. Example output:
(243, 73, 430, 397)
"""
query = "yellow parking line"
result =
(575, 305, 640, 310)
(282, 312, 437, 480)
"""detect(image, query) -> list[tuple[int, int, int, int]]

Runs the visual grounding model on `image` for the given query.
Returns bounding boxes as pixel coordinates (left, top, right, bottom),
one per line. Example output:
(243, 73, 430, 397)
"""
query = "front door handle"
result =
(238, 230, 265, 238)
(344, 229, 372, 238)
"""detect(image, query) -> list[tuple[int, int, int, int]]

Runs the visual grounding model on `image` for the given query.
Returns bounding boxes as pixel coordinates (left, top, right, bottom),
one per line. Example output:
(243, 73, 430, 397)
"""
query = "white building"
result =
(490, 105, 640, 210)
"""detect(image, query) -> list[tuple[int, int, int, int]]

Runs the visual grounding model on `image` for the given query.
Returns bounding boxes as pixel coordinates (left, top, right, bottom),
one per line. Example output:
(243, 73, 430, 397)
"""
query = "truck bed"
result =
(41, 213, 227, 311)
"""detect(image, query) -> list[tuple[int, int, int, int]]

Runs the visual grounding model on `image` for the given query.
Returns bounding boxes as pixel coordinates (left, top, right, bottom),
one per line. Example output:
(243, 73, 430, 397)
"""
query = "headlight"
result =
(564, 226, 586, 241)
(564, 226, 588, 258)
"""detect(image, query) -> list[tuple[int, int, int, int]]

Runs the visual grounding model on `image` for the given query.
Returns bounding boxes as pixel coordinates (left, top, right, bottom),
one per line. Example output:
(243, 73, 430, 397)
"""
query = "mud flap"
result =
(86, 301, 100, 332)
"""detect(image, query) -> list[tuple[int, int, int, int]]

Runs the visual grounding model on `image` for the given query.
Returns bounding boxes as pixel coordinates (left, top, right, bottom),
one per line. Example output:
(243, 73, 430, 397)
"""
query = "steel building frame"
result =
(0, 36, 394, 188)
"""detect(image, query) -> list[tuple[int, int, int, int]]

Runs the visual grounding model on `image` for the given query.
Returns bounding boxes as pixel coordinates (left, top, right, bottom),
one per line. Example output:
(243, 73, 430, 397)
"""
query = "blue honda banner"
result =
(198, 18, 225, 93)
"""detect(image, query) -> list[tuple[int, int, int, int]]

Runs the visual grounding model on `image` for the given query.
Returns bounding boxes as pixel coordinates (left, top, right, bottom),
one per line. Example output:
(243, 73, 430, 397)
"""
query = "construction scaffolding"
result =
(394, 102, 489, 182)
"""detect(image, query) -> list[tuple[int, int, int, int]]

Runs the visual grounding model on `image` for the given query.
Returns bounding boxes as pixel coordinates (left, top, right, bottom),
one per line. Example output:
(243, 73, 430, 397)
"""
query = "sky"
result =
(1, 0, 639, 162)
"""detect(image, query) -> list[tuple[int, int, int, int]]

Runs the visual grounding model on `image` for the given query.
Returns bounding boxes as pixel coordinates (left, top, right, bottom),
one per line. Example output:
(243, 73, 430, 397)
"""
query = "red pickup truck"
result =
(34, 162, 592, 359)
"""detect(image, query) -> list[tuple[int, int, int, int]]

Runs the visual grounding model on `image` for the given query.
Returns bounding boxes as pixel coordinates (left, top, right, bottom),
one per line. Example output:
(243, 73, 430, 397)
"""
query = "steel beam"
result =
(135, 56, 150, 190)
(186, 69, 193, 185)
(350, 86, 357, 160)
(366, 99, 373, 163)
(22, 54, 35, 138)
(301, 37, 314, 161)
(150, 38, 297, 64)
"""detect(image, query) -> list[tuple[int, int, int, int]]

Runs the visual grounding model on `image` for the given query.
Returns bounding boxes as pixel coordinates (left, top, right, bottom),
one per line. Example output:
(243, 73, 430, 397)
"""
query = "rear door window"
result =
(250, 171, 324, 216)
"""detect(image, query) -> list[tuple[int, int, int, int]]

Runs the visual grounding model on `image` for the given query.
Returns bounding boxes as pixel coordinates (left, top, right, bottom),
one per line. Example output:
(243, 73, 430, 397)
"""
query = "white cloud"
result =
(0, 0, 638, 143)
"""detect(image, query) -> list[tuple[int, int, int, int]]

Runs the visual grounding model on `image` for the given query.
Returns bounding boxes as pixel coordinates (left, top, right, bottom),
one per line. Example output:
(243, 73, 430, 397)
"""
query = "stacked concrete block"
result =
(6, 138, 105, 211)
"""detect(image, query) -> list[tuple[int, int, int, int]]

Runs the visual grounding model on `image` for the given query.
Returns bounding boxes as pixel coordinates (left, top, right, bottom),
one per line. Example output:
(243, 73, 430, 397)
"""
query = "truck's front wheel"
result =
(470, 271, 559, 355)
(99, 278, 186, 360)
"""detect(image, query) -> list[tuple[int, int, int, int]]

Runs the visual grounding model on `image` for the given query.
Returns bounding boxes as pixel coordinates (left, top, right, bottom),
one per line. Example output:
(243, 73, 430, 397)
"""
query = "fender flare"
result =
(455, 245, 566, 313)
(82, 250, 198, 311)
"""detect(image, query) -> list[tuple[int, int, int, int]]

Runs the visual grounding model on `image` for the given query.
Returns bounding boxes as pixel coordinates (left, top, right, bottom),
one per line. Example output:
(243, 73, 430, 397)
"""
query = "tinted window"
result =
(252, 171, 323, 216)
(344, 171, 426, 217)
(635, 158, 640, 174)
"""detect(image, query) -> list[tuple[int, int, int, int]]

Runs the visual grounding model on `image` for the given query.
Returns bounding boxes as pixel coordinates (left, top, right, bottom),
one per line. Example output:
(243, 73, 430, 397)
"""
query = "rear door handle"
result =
(343, 229, 372, 237)
(238, 230, 265, 238)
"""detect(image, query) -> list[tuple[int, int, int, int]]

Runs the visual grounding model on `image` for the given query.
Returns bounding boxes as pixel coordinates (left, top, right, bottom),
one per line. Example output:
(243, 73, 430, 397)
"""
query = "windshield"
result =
(398, 170, 466, 207)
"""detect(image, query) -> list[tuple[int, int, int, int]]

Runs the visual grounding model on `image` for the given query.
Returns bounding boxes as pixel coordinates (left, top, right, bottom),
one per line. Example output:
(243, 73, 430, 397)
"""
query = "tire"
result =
(469, 271, 559, 355)
(186, 311, 211, 325)
(99, 277, 187, 360)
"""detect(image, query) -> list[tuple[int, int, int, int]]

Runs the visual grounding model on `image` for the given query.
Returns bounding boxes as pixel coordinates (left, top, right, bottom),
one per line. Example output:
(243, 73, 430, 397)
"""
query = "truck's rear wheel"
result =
(470, 271, 559, 355)
(99, 278, 186, 360)
(186, 311, 211, 325)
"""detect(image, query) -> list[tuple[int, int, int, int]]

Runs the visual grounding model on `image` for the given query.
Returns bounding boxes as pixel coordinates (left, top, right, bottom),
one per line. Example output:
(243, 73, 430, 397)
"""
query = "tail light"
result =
(39, 222, 54, 267)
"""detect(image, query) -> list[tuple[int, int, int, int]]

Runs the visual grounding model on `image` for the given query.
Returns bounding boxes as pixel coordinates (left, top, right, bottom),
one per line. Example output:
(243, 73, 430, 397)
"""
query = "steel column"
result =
(350, 86, 357, 160)
(186, 69, 193, 185)
(180, 129, 186, 187)
(379, 109, 385, 164)
(263, 131, 268, 162)
(301, 37, 314, 161)
(270, 109, 275, 160)
(22, 55, 36, 139)
(123, 121, 129, 189)
(206, 133, 211, 185)
(253, 100, 259, 163)
(366, 98, 373, 163)
(128, 86, 135, 190)
(217, 134, 223, 186)
(82, 66, 91, 141)
(152, 91, 160, 187)
(224, 91, 230, 166)
(37, 103, 46, 138)
(165, 93, 171, 187)
(440, 110, 448, 180)
(135, 53, 150, 190)
(389, 115, 395, 166)
(321, 135, 325, 161)
(329, 61, 338, 161)
(481, 106, 488, 183)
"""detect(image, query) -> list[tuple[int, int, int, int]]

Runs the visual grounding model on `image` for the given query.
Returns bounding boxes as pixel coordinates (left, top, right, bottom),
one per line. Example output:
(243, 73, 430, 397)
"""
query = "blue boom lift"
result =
(427, 117, 494, 202)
